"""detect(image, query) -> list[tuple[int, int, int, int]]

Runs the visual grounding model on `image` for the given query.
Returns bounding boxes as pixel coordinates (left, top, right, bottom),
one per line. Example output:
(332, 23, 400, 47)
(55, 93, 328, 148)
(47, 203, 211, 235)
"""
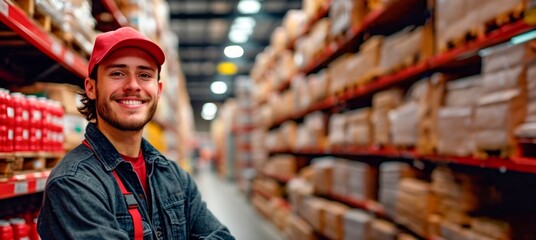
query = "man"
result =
(38, 27, 235, 240)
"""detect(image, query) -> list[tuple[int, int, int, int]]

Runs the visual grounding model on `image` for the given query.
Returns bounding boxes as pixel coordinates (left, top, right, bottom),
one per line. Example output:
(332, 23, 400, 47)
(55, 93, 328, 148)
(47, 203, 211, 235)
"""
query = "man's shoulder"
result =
(48, 144, 99, 181)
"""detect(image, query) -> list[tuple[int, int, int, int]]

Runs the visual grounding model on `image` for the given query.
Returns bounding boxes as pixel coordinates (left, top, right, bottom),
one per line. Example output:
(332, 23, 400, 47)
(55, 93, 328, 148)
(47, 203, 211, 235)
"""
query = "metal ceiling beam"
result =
(170, 12, 287, 20)
(178, 40, 269, 48)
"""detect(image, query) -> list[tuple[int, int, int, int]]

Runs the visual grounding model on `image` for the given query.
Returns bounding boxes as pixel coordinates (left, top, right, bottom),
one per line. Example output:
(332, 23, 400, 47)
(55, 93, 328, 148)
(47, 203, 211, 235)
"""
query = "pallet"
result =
(0, 152, 62, 177)
(438, 4, 525, 53)
(473, 145, 517, 159)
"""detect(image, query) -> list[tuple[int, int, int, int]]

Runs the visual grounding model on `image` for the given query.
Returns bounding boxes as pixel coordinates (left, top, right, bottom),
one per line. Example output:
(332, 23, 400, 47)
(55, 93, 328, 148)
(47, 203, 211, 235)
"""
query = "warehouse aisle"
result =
(194, 165, 285, 240)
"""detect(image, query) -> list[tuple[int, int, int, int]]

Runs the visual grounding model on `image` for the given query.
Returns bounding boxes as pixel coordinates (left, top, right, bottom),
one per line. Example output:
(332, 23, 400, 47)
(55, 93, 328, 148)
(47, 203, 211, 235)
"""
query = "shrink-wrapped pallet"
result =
(372, 89, 404, 145)
(323, 201, 349, 240)
(329, 0, 367, 37)
(346, 108, 373, 146)
(437, 107, 475, 156)
(369, 219, 398, 240)
(473, 89, 526, 154)
(312, 158, 336, 195)
(343, 209, 372, 240)
(346, 161, 378, 201)
(303, 196, 329, 232)
(329, 113, 348, 147)
(288, 214, 317, 240)
(379, 27, 427, 75)
(395, 178, 436, 237)
(379, 162, 412, 217)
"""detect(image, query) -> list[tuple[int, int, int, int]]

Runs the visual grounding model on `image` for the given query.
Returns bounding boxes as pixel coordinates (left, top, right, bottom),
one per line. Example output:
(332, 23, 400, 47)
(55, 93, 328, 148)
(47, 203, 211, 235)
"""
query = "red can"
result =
(9, 218, 28, 240)
(0, 89, 6, 153)
(0, 220, 13, 240)
(38, 98, 50, 152)
(4, 90, 14, 153)
(26, 96, 41, 152)
(28, 219, 38, 240)
(11, 93, 30, 153)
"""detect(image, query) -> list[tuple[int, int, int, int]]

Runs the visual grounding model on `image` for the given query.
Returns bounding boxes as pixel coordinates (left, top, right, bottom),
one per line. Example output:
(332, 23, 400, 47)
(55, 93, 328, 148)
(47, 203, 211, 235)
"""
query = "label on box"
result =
(37, 179, 46, 191)
(64, 51, 74, 65)
(0, 0, 7, 16)
(52, 41, 62, 56)
(14, 181, 29, 194)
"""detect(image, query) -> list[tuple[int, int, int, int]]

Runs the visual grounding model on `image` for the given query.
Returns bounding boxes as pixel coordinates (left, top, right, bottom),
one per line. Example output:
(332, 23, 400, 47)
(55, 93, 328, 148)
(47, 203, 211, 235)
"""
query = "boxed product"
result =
(329, 0, 367, 37)
(354, 36, 383, 86)
(328, 113, 348, 148)
(417, 74, 446, 155)
(372, 89, 403, 145)
(369, 219, 398, 240)
(288, 214, 317, 240)
(473, 89, 526, 153)
(328, 54, 353, 95)
(379, 27, 426, 75)
(346, 108, 373, 146)
(481, 65, 525, 96)
(437, 107, 475, 156)
(308, 71, 329, 102)
(332, 159, 349, 196)
(478, 0, 527, 36)
(287, 178, 314, 214)
(346, 161, 378, 201)
(379, 162, 413, 217)
(322, 200, 349, 240)
(282, 10, 307, 41)
(343, 209, 373, 240)
(395, 178, 436, 237)
(303, 196, 329, 232)
(444, 75, 482, 107)
(389, 101, 419, 147)
(312, 158, 335, 195)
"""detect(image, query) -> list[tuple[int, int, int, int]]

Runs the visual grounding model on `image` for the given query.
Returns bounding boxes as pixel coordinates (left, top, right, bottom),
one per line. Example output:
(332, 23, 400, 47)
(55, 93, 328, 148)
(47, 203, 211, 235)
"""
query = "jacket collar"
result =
(84, 123, 169, 171)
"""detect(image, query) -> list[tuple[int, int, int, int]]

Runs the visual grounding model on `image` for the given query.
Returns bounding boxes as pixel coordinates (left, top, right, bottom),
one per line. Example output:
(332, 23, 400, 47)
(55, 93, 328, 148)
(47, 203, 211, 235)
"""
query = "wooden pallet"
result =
(438, 4, 525, 53)
(0, 152, 62, 177)
(473, 145, 517, 159)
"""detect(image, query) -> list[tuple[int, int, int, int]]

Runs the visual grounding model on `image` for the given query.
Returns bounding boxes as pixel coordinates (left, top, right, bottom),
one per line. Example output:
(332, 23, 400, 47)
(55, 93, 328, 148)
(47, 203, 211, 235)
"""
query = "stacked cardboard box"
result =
(322, 201, 349, 240)
(264, 155, 297, 179)
(328, 113, 348, 148)
(329, 0, 367, 38)
(434, 0, 526, 53)
(295, 112, 328, 150)
(431, 167, 501, 226)
(390, 80, 429, 148)
(346, 161, 378, 202)
(379, 162, 412, 217)
(328, 54, 353, 96)
(346, 108, 373, 146)
(516, 57, 536, 138)
(378, 27, 430, 75)
(372, 89, 404, 146)
(417, 73, 446, 155)
(332, 159, 349, 196)
(369, 219, 398, 240)
(295, 19, 330, 69)
(474, 43, 532, 156)
(343, 209, 373, 240)
(395, 178, 436, 237)
(287, 178, 314, 215)
(312, 158, 335, 195)
(288, 214, 317, 240)
(303, 196, 329, 232)
(437, 75, 482, 156)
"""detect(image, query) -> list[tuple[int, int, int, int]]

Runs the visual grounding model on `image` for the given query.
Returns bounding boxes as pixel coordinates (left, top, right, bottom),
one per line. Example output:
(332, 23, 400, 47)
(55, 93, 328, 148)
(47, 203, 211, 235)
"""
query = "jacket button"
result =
(156, 229, 162, 237)
(138, 194, 144, 199)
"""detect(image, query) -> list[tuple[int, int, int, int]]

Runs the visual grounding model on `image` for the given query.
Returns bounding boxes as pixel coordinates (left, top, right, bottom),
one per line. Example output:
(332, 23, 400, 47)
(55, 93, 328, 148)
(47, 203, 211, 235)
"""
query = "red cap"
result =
(88, 27, 165, 77)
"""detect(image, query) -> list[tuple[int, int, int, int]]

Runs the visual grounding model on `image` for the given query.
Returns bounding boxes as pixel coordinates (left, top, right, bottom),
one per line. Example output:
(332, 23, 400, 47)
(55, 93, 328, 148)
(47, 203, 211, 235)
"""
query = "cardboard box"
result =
(323, 201, 349, 240)
(437, 107, 475, 156)
(343, 209, 372, 240)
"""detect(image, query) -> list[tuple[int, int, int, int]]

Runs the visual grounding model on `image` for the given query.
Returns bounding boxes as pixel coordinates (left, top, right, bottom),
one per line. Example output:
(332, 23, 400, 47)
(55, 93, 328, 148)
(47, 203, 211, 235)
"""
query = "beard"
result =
(96, 91, 158, 131)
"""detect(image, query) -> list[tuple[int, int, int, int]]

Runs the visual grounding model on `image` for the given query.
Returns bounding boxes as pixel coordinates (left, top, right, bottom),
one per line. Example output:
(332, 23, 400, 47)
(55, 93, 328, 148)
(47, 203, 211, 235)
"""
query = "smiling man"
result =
(37, 27, 234, 240)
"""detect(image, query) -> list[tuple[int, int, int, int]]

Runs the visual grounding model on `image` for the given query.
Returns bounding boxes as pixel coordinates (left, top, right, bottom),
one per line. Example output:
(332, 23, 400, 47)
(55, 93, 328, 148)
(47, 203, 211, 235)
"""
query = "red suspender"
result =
(112, 171, 144, 240)
(83, 140, 144, 240)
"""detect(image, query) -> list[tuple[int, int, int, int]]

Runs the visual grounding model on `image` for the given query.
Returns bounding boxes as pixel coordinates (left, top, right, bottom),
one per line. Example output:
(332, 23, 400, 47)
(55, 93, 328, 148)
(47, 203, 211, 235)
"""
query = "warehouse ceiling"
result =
(167, 0, 301, 106)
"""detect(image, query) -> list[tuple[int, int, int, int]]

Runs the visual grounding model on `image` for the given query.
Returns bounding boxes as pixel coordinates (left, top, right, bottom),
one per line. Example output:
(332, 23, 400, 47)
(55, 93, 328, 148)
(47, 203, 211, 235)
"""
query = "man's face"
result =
(86, 47, 162, 131)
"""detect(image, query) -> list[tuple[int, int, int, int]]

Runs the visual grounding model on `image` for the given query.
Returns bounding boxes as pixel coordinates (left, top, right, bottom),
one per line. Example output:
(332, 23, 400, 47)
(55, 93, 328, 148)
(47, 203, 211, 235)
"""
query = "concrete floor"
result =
(193, 166, 285, 240)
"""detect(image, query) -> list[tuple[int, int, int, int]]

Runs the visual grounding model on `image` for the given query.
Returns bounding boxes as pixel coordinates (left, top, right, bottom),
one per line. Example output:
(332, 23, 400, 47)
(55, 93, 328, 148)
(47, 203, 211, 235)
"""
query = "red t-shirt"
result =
(120, 151, 148, 195)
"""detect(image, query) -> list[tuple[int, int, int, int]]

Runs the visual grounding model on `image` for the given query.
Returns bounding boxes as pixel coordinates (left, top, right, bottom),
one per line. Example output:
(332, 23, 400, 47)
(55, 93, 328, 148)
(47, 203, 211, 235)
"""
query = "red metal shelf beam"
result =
(0, 170, 50, 199)
(0, 0, 88, 78)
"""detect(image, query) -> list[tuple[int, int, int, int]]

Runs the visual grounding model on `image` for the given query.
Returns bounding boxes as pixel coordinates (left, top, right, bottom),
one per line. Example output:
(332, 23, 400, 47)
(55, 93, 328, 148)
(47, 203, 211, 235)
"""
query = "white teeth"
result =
(119, 100, 143, 105)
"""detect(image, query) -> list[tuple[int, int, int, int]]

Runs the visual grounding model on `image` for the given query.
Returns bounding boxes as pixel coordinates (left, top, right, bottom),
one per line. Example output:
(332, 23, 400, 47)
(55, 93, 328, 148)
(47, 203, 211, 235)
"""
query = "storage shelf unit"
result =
(0, 0, 88, 82)
(0, 170, 50, 200)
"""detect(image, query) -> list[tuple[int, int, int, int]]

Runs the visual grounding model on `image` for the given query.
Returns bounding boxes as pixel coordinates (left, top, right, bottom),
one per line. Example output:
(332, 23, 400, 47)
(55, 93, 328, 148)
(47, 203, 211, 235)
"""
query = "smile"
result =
(117, 100, 145, 105)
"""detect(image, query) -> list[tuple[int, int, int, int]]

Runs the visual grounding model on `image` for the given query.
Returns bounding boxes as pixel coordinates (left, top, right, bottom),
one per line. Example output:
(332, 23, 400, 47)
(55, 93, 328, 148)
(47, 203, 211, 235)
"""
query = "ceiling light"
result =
(201, 102, 218, 120)
(229, 30, 249, 43)
(210, 81, 228, 94)
(234, 17, 256, 29)
(237, 0, 261, 14)
(224, 45, 244, 58)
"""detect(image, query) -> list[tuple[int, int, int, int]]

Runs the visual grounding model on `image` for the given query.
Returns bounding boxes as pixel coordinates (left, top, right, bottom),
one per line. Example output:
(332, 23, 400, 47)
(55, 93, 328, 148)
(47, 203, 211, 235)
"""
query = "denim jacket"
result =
(38, 123, 235, 240)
